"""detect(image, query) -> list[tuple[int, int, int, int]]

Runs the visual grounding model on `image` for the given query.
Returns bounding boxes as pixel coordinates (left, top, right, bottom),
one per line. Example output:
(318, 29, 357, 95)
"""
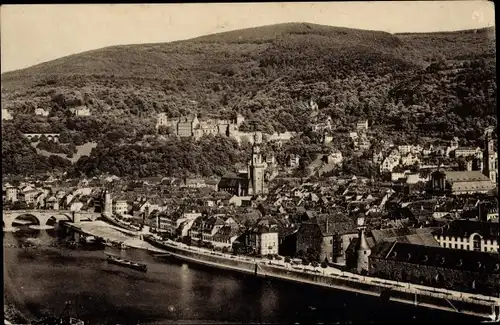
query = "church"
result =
(428, 128, 498, 195)
(218, 132, 268, 196)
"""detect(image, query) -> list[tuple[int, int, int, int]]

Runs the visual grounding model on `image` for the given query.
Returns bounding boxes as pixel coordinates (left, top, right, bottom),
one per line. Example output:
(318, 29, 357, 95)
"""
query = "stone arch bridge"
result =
(2, 210, 100, 229)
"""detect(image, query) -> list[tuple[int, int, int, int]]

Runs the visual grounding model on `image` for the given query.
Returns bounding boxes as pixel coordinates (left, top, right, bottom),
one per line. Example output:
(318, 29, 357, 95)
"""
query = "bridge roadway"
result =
(2, 210, 101, 228)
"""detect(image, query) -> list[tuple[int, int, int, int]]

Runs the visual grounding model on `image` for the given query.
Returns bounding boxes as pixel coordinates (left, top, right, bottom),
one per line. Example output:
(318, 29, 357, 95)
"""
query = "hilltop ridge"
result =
(1, 22, 496, 177)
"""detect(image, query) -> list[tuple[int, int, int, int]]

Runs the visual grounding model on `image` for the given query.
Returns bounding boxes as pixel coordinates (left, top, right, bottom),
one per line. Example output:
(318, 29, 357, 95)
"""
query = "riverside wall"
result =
(145, 237, 500, 320)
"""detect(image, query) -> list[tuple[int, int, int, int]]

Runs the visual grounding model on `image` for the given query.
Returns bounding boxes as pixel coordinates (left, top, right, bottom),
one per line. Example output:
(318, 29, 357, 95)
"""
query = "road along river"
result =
(3, 224, 483, 324)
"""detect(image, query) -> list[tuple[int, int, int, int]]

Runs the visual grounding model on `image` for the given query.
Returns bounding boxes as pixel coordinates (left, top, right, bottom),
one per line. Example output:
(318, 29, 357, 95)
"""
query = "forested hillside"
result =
(1, 23, 496, 177)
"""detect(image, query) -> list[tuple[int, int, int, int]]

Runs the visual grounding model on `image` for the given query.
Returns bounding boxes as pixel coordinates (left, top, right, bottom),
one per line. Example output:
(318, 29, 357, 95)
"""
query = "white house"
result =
(455, 147, 482, 158)
(2, 109, 13, 120)
(328, 151, 343, 165)
(380, 156, 400, 173)
(34, 108, 50, 116)
(113, 199, 129, 216)
(70, 201, 84, 212)
(401, 153, 420, 166)
(247, 225, 279, 256)
(397, 145, 413, 155)
(356, 120, 368, 131)
(70, 106, 91, 117)
(5, 186, 19, 202)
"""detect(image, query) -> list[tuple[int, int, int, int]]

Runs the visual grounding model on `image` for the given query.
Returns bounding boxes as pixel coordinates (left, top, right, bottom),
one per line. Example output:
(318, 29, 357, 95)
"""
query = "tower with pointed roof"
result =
(248, 132, 267, 195)
(355, 217, 371, 273)
(482, 127, 497, 183)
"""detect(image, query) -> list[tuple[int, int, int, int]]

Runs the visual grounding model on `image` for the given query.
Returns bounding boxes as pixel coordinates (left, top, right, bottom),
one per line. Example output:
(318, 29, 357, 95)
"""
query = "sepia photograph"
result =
(1, 2, 499, 324)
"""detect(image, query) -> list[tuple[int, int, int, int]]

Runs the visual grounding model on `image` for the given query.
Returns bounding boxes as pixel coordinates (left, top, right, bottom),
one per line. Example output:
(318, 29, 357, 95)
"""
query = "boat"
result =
(106, 253, 147, 272)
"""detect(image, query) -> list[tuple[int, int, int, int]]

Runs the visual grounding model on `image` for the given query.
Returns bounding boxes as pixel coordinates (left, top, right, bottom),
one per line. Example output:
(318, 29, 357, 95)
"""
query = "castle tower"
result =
(104, 190, 112, 216)
(355, 217, 371, 274)
(248, 132, 267, 195)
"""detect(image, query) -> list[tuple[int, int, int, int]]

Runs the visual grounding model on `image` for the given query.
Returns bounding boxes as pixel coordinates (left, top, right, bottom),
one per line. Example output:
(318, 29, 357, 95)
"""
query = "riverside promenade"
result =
(67, 220, 500, 320)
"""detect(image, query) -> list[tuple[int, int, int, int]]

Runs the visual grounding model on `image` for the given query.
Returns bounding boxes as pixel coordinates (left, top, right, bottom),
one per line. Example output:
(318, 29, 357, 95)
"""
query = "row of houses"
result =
(149, 212, 280, 256)
(2, 106, 91, 120)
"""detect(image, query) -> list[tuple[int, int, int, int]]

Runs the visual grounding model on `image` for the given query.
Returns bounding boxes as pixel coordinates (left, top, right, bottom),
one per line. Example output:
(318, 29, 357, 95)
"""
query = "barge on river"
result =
(106, 253, 147, 272)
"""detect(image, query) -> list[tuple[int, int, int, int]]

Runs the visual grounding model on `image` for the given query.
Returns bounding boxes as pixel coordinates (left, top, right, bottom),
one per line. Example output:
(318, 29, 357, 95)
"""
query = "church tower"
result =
(482, 128, 497, 183)
(248, 132, 267, 195)
(355, 217, 371, 274)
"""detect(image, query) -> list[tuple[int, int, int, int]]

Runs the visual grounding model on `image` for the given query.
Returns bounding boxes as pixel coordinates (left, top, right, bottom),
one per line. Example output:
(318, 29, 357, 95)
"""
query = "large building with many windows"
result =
(428, 170, 496, 195)
(368, 241, 500, 296)
(432, 219, 499, 253)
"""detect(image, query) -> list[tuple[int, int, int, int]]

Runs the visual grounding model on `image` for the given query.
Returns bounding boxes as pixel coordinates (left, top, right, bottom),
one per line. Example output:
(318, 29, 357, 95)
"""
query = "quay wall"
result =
(146, 237, 499, 319)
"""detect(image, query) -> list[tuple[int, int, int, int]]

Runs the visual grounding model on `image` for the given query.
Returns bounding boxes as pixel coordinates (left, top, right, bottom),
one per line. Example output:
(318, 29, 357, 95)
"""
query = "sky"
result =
(0, 2, 495, 73)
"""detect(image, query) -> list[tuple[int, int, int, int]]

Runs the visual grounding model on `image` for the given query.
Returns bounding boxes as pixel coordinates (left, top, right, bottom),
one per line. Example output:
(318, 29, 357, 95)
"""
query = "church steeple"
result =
(482, 127, 496, 182)
(248, 132, 267, 195)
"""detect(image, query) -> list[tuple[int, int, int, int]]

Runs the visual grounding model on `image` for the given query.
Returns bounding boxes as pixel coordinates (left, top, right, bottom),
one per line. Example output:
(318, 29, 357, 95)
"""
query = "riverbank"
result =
(142, 236, 500, 320)
(67, 221, 500, 320)
(4, 303, 29, 325)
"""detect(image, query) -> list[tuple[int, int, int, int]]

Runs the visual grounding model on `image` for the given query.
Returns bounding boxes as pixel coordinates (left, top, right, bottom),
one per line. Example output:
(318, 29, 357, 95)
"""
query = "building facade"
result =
(368, 241, 500, 296)
(429, 170, 496, 195)
(433, 220, 499, 253)
(112, 199, 129, 216)
(248, 132, 268, 195)
(246, 226, 279, 256)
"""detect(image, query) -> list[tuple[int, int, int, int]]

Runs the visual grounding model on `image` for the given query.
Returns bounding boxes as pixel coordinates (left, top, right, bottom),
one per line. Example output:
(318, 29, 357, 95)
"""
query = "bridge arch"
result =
(46, 214, 73, 226)
(11, 214, 41, 227)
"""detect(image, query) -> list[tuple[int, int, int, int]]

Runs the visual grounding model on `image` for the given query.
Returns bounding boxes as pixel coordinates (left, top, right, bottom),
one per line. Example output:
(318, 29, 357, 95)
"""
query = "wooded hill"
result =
(1, 23, 496, 177)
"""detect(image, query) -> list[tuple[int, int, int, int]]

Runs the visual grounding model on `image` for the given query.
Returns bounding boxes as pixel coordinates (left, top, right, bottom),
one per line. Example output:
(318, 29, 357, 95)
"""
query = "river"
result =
(3, 226, 483, 324)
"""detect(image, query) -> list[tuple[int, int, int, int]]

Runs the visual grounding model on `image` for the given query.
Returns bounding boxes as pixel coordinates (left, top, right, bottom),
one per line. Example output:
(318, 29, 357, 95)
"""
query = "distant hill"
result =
(1, 23, 496, 177)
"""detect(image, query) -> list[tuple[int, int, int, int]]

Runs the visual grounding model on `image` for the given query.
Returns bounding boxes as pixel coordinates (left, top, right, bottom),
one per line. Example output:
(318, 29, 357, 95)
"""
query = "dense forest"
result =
(1, 23, 496, 177)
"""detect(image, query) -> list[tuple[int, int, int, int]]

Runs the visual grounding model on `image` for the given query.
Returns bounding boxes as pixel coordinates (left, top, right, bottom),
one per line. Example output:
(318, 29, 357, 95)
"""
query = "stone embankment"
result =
(143, 236, 500, 320)
(65, 221, 500, 320)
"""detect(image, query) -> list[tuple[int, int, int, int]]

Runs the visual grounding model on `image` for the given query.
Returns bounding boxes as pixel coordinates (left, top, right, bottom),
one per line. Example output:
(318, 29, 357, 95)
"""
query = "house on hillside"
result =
(356, 120, 369, 132)
(34, 108, 50, 116)
(177, 115, 200, 137)
(2, 108, 13, 120)
(288, 155, 300, 169)
(454, 147, 482, 159)
(70, 106, 91, 117)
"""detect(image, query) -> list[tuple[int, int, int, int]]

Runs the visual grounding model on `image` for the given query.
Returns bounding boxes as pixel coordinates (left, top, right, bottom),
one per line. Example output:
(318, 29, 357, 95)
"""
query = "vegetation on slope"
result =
(1, 23, 496, 177)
